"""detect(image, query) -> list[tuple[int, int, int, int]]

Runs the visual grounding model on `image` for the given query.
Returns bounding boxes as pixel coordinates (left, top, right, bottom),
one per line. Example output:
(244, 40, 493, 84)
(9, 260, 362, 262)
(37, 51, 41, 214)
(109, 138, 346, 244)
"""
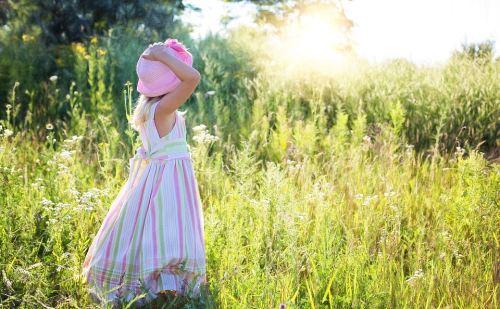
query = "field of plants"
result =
(1, 23, 500, 308)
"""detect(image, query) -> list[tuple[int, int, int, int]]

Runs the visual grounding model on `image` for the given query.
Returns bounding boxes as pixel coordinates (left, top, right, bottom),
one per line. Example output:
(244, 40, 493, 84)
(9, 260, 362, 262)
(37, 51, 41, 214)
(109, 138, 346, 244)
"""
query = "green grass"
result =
(0, 25, 499, 308)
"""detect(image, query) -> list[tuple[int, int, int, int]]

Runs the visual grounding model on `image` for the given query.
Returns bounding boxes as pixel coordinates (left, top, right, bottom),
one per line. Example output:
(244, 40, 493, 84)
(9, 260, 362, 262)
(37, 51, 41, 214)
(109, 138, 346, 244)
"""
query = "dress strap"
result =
(149, 101, 160, 121)
(180, 114, 186, 137)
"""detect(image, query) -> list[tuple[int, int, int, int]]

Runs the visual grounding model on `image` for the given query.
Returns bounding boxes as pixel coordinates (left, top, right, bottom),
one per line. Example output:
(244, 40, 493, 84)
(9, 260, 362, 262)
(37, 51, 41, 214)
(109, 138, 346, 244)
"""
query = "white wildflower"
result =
(192, 124, 219, 144)
(27, 262, 43, 270)
(60, 150, 76, 161)
(192, 124, 207, 133)
(40, 197, 55, 206)
(406, 269, 425, 282)
(2, 270, 13, 291)
(362, 194, 378, 206)
(384, 191, 397, 197)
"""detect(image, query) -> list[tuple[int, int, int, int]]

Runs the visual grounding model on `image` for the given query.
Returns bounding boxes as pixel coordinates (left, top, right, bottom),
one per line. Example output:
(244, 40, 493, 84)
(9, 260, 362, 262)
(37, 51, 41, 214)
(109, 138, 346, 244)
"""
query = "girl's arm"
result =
(141, 42, 201, 115)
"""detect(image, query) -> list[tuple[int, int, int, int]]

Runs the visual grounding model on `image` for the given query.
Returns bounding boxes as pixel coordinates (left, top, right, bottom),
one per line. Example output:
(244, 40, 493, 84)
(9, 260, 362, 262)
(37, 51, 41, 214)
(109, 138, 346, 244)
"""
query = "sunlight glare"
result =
(266, 12, 352, 78)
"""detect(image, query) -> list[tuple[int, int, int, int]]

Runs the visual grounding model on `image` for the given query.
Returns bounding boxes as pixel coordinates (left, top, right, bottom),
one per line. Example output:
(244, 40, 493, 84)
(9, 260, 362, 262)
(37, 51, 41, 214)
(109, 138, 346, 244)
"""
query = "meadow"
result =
(0, 24, 499, 308)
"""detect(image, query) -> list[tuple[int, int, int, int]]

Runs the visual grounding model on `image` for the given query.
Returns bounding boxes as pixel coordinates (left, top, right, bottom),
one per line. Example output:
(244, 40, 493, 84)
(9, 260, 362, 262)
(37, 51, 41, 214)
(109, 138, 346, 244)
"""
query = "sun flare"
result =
(265, 12, 352, 77)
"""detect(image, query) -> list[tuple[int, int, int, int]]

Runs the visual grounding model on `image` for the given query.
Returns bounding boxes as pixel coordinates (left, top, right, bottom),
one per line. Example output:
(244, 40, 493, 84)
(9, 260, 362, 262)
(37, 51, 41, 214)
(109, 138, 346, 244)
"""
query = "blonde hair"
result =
(131, 94, 188, 131)
(131, 94, 165, 130)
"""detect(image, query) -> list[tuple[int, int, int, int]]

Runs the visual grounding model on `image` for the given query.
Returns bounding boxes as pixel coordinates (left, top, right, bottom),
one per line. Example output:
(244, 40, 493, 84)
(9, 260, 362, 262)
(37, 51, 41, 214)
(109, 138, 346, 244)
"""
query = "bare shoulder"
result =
(154, 103, 176, 123)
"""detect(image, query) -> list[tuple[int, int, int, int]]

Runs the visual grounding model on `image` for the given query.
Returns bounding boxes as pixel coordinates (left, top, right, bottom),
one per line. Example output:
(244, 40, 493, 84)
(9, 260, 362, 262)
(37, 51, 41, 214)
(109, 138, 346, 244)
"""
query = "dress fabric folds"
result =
(82, 101, 206, 306)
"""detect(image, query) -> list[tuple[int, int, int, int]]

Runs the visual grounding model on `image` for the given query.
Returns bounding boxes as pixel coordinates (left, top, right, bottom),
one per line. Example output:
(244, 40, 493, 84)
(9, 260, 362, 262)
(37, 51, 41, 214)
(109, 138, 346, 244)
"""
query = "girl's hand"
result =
(141, 42, 168, 61)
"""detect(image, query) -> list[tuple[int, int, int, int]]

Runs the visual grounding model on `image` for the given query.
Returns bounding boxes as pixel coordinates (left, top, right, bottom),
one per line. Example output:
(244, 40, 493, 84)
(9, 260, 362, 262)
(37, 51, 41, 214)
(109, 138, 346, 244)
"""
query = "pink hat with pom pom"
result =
(136, 38, 193, 97)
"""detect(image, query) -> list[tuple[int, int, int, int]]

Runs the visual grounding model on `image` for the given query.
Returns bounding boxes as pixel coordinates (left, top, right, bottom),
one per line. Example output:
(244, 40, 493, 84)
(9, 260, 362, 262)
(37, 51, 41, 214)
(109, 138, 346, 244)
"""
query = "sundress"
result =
(81, 101, 207, 306)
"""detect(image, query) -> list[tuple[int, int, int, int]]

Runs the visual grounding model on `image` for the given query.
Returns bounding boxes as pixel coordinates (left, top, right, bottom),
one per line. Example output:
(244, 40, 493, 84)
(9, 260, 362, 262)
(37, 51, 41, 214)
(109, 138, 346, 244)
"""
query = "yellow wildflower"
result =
(91, 37, 98, 43)
(22, 34, 28, 41)
(99, 140, 109, 147)
(97, 49, 107, 56)
(75, 43, 86, 55)
(84, 55, 91, 60)
(30, 36, 35, 40)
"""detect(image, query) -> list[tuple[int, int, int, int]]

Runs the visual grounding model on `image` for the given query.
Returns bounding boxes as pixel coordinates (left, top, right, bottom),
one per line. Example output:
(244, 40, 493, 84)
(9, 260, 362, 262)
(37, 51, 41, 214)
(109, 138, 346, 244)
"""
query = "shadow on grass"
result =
(112, 282, 220, 309)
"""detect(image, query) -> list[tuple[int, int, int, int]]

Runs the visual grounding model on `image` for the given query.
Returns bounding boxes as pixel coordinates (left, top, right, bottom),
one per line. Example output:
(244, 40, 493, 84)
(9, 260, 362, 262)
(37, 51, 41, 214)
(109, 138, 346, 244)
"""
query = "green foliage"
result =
(2, 0, 186, 44)
(5, 22, 499, 158)
(0, 1, 189, 132)
(0, 23, 194, 149)
(452, 40, 495, 64)
(1, 22, 500, 309)
(226, 27, 500, 157)
(1, 96, 499, 308)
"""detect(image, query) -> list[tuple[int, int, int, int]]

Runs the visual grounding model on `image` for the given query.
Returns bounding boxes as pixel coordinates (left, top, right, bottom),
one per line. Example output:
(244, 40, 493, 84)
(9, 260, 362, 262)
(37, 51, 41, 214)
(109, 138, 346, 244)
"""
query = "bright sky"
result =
(180, 0, 500, 65)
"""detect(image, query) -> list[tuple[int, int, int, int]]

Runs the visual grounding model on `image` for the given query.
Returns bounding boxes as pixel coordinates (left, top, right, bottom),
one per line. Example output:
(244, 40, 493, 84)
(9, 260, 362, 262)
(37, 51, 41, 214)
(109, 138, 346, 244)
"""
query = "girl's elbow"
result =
(182, 70, 200, 84)
(191, 70, 201, 83)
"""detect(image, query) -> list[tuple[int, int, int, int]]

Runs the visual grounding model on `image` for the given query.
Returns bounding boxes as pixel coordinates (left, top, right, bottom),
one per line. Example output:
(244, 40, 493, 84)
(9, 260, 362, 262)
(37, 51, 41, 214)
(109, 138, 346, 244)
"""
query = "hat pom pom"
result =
(165, 38, 188, 54)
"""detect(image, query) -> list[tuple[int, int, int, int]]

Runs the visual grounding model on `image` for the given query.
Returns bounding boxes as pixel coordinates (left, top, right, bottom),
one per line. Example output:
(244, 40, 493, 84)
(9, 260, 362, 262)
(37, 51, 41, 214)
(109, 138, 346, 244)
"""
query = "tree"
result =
(451, 40, 495, 64)
(1, 0, 187, 44)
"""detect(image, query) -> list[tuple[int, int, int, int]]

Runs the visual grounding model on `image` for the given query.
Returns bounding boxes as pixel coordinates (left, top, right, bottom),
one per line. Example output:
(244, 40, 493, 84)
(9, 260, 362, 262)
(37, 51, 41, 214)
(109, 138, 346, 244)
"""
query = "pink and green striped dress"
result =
(82, 101, 206, 306)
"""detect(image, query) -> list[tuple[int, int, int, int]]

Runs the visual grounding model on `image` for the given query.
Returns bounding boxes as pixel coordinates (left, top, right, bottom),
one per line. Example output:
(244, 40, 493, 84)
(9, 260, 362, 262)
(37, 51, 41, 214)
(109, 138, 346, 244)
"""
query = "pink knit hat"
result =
(136, 38, 193, 97)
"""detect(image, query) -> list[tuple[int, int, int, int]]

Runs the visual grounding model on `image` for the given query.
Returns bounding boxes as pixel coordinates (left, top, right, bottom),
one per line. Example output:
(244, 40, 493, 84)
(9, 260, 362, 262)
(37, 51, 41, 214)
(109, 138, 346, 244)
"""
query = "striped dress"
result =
(82, 101, 206, 306)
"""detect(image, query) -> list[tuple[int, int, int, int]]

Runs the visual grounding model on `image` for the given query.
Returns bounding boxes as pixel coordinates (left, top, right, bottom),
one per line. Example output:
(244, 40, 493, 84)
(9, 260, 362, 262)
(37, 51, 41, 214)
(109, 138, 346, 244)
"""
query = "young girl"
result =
(81, 38, 206, 307)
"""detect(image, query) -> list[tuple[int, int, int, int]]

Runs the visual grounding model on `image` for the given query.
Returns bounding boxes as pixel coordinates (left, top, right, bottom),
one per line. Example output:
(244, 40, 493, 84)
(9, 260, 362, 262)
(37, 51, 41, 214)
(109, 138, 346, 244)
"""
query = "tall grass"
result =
(0, 25, 499, 308)
(2, 25, 499, 156)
